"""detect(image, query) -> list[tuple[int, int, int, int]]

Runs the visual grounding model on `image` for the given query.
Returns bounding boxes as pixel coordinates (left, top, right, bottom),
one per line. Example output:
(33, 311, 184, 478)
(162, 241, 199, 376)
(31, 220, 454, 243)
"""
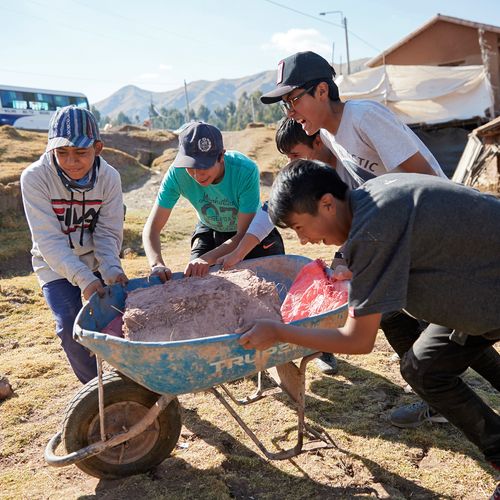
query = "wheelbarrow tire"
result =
(62, 371, 181, 479)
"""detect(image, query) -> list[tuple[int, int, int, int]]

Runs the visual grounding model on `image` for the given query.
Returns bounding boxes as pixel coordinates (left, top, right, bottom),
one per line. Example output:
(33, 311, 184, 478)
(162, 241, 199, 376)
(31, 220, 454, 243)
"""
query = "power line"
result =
(4, 3, 126, 43)
(0, 67, 182, 89)
(69, 0, 215, 47)
(262, 0, 382, 53)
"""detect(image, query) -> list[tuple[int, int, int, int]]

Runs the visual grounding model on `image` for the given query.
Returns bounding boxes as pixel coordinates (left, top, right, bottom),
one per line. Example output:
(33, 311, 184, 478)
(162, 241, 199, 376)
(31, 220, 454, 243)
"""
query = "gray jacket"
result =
(21, 152, 124, 291)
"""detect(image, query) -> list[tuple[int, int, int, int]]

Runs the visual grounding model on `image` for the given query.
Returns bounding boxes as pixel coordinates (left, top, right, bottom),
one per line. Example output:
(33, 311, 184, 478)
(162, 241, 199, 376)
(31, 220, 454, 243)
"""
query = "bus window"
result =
(70, 96, 89, 109)
(0, 90, 28, 109)
(53, 95, 70, 108)
(13, 99, 28, 110)
(34, 93, 54, 111)
(30, 101, 50, 111)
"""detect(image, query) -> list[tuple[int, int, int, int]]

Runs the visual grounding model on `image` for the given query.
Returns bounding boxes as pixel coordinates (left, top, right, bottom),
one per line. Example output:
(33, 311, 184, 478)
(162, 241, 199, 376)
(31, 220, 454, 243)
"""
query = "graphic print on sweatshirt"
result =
(51, 198, 102, 234)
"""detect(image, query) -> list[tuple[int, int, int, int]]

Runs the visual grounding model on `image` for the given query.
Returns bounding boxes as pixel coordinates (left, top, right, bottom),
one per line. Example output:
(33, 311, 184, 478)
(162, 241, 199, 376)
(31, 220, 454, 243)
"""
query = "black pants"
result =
(400, 323, 500, 465)
(381, 310, 500, 388)
(190, 222, 285, 261)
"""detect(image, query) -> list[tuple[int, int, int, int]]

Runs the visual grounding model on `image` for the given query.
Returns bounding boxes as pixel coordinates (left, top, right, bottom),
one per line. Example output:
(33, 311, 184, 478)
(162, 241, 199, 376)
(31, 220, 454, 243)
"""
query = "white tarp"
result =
(336, 65, 494, 125)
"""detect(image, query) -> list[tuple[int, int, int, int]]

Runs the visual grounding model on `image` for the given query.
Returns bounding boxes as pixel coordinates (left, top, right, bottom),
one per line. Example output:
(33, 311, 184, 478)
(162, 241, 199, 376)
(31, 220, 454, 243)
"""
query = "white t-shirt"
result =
(248, 100, 446, 242)
(321, 100, 446, 178)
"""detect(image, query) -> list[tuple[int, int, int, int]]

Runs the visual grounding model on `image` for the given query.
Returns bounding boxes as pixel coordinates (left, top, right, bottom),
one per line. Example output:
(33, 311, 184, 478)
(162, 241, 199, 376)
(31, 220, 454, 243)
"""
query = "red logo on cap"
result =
(277, 60, 284, 84)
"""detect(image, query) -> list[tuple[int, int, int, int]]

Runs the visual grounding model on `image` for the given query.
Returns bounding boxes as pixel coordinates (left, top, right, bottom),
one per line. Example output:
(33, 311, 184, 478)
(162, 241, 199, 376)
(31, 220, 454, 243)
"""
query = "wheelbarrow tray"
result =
(74, 254, 347, 396)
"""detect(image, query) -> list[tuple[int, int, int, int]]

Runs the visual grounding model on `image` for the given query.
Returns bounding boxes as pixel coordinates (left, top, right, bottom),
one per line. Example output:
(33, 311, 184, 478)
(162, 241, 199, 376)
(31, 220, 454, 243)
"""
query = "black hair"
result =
(269, 159, 348, 228)
(275, 117, 319, 154)
(304, 78, 340, 101)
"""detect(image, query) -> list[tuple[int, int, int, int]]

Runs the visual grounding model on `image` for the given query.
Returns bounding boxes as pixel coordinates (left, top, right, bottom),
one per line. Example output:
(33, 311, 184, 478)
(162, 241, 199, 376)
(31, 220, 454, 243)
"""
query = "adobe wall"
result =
(372, 22, 500, 112)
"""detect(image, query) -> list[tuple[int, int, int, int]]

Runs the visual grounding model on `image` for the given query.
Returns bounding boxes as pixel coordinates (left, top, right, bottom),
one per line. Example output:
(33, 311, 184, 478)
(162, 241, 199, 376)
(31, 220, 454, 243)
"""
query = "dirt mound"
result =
(123, 269, 281, 341)
(101, 148, 150, 190)
(0, 125, 23, 140)
(116, 125, 147, 133)
(101, 129, 177, 166)
(151, 147, 178, 173)
(222, 127, 284, 174)
(246, 122, 266, 129)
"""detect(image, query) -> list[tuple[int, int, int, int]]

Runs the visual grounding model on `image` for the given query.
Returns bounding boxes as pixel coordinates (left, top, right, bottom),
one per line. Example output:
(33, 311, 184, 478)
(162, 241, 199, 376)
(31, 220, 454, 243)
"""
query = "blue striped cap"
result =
(46, 105, 100, 152)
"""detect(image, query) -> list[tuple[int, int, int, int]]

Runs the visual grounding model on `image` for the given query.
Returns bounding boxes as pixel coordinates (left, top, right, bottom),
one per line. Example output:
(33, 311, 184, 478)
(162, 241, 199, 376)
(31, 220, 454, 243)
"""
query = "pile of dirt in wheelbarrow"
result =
(123, 269, 282, 341)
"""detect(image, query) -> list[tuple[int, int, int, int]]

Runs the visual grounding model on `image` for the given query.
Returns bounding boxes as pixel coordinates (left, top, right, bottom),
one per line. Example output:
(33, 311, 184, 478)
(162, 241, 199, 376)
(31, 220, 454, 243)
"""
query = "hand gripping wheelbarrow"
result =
(45, 255, 348, 479)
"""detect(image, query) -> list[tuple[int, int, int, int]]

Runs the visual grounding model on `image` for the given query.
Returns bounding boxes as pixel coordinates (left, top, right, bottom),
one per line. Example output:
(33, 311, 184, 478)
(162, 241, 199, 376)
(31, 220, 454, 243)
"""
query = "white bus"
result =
(0, 85, 90, 131)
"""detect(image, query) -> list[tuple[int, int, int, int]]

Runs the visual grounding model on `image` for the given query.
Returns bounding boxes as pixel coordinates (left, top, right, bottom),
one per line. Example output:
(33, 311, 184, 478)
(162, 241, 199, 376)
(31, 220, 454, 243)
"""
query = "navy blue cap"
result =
(174, 122, 224, 169)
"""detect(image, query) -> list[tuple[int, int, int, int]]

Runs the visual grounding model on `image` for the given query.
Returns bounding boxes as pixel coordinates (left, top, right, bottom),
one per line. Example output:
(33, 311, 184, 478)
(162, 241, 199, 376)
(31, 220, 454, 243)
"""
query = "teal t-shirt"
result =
(157, 150, 260, 232)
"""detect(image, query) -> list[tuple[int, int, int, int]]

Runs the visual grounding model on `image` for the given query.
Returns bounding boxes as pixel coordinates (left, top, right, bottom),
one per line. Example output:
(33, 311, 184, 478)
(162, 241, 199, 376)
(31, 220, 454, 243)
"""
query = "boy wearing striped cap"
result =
(21, 105, 128, 384)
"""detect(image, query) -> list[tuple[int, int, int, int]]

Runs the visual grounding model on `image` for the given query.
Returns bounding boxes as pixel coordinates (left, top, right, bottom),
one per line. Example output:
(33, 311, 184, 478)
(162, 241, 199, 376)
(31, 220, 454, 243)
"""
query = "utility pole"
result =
(319, 10, 351, 75)
(343, 16, 351, 75)
(184, 79, 191, 123)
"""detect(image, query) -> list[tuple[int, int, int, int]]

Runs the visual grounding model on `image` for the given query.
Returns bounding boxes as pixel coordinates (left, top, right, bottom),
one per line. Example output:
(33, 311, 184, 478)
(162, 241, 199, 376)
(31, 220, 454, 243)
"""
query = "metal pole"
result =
(319, 11, 350, 74)
(184, 79, 191, 123)
(344, 17, 351, 75)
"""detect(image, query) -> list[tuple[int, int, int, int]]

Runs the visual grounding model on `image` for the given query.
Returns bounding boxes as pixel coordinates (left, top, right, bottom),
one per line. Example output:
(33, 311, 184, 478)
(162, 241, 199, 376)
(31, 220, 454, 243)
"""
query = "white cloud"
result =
(262, 28, 331, 58)
(138, 73, 159, 80)
(159, 64, 173, 71)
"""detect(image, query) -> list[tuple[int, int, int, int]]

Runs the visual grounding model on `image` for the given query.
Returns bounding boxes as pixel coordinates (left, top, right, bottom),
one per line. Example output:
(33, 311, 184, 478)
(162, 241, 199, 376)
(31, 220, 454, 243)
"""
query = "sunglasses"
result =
(280, 85, 315, 113)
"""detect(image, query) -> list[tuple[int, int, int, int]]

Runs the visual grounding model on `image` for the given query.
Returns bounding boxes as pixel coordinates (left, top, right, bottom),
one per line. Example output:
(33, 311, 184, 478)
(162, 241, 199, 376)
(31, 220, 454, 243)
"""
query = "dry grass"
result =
(1, 214, 498, 499)
(0, 127, 46, 184)
(0, 126, 498, 499)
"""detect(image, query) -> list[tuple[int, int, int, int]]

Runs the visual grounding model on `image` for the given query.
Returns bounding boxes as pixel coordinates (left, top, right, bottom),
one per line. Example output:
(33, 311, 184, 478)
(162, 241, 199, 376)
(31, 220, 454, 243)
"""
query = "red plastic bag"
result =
(281, 259, 348, 323)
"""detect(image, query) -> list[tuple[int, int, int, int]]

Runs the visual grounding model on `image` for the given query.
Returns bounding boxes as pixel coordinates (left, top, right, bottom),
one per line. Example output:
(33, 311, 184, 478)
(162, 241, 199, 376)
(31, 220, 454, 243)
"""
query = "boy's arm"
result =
(92, 168, 127, 284)
(217, 233, 260, 270)
(238, 313, 382, 354)
(396, 151, 437, 175)
(217, 204, 274, 269)
(142, 203, 173, 281)
(184, 211, 255, 277)
(20, 169, 97, 292)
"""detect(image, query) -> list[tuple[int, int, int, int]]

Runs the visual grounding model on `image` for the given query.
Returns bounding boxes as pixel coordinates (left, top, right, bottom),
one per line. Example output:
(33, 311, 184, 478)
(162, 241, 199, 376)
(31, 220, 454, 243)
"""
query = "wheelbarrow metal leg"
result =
(210, 352, 336, 461)
(210, 386, 303, 460)
(219, 371, 281, 406)
(97, 356, 106, 441)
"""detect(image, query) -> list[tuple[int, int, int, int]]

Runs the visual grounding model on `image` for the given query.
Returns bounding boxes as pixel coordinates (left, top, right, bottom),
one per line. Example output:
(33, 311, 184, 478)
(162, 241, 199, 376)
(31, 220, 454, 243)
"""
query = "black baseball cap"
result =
(174, 122, 224, 169)
(261, 51, 336, 104)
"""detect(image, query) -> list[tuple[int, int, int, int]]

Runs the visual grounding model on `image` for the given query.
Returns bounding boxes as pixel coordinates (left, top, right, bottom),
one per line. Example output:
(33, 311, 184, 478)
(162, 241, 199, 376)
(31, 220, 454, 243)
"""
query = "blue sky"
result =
(2, 0, 500, 104)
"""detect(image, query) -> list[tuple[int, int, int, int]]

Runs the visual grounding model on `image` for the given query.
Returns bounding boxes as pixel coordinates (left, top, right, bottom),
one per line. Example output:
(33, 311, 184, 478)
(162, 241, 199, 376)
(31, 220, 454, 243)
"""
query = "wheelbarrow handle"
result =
(44, 431, 106, 467)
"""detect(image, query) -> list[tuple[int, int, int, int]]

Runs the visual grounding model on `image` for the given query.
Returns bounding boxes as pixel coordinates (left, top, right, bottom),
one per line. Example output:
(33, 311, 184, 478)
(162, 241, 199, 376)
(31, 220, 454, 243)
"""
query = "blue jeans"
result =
(42, 278, 97, 384)
(400, 323, 500, 466)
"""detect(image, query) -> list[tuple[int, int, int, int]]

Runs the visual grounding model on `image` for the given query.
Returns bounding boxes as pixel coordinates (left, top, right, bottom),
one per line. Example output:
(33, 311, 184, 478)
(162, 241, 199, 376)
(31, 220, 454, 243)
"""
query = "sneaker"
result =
(315, 353, 338, 375)
(390, 401, 448, 428)
(389, 352, 400, 362)
(490, 483, 500, 500)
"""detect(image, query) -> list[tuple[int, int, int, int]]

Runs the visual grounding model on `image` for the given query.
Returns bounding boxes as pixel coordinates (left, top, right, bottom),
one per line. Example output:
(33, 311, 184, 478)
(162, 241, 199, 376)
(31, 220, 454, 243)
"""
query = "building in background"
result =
(366, 14, 500, 114)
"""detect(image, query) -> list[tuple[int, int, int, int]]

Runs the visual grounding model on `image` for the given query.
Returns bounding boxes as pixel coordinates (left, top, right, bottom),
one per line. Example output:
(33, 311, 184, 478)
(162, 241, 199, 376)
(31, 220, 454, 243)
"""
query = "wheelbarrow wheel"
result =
(62, 371, 181, 479)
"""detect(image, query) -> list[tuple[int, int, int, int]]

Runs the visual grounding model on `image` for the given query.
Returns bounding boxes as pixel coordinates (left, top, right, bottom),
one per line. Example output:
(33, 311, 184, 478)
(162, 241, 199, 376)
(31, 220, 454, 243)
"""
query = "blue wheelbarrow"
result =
(45, 255, 348, 479)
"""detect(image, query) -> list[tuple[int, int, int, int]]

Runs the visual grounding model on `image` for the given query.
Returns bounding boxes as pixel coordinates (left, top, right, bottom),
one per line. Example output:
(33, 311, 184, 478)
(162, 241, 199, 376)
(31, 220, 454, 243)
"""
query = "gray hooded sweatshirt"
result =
(21, 152, 124, 291)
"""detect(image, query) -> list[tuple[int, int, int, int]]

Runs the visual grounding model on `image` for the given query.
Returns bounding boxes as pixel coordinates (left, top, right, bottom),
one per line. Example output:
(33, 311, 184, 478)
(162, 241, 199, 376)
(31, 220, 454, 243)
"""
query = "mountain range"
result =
(93, 58, 369, 121)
